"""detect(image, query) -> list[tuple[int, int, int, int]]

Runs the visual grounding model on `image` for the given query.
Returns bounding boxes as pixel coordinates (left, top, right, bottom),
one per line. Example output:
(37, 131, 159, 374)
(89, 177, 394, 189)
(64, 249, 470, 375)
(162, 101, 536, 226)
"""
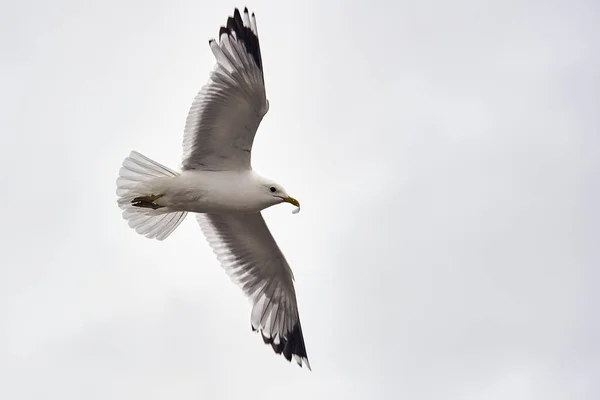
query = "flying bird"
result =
(116, 7, 310, 370)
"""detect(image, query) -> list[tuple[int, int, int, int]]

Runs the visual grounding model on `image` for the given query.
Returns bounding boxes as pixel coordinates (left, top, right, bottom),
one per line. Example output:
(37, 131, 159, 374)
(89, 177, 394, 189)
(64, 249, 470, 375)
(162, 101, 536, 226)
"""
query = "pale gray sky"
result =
(1, 0, 598, 399)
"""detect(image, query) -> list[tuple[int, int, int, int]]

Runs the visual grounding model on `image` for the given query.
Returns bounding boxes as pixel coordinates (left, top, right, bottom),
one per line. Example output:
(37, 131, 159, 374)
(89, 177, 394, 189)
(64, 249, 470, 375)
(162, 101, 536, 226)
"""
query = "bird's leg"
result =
(131, 194, 165, 210)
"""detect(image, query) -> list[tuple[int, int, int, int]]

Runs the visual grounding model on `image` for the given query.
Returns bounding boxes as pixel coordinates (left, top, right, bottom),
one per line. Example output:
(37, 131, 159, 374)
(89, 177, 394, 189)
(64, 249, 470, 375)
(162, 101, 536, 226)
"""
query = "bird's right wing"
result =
(196, 212, 310, 370)
(181, 8, 269, 172)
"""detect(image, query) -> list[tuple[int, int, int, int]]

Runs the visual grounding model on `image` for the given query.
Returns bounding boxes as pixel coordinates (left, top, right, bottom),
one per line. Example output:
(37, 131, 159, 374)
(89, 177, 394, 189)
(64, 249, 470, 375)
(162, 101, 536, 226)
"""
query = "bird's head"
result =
(259, 178, 300, 214)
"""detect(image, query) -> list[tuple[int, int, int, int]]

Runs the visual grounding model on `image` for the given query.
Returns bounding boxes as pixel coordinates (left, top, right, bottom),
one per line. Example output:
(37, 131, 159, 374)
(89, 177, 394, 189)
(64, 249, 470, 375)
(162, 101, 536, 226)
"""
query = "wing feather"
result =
(197, 213, 311, 369)
(181, 8, 268, 172)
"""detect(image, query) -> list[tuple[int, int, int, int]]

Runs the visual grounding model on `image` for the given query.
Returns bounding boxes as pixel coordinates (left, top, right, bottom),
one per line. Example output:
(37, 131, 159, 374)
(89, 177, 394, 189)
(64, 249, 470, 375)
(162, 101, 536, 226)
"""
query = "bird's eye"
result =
(269, 186, 276, 193)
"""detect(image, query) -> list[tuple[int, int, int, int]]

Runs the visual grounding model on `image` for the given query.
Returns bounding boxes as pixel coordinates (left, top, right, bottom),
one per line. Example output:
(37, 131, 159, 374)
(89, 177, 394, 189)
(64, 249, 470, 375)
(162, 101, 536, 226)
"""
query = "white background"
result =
(1, 0, 598, 399)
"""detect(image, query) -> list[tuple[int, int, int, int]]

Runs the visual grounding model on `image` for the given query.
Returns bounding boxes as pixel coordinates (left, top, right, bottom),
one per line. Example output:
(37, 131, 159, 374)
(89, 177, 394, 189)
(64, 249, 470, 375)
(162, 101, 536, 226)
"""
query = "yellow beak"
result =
(282, 196, 300, 208)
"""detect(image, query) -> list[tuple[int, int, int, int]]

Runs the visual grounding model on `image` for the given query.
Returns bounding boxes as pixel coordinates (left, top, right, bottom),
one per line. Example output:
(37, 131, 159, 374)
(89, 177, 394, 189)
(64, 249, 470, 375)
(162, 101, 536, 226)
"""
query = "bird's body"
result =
(115, 7, 310, 370)
(135, 170, 283, 214)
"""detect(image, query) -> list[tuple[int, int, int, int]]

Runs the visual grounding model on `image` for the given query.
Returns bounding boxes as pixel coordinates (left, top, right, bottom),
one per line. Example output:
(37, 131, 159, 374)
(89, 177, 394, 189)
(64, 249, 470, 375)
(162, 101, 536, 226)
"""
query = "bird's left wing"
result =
(196, 212, 311, 369)
(181, 8, 269, 172)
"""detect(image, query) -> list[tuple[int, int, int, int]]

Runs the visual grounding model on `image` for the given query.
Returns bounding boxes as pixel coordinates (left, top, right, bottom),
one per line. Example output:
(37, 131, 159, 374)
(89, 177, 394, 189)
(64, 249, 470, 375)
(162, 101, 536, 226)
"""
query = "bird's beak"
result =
(282, 196, 300, 208)
(281, 196, 301, 214)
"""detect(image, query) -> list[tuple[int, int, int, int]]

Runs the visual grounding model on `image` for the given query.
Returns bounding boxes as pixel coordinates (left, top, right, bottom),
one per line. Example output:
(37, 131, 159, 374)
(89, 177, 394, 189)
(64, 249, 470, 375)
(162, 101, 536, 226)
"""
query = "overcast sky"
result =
(1, 0, 598, 399)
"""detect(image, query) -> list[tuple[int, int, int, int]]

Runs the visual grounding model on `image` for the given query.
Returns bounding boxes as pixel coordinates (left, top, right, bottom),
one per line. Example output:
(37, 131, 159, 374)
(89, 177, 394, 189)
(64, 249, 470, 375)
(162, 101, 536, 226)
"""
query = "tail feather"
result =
(116, 151, 187, 240)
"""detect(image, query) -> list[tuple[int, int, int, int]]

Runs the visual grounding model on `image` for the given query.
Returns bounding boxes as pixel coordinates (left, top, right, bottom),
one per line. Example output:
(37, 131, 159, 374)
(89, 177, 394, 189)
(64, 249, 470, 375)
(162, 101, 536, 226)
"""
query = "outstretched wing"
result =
(181, 8, 269, 172)
(196, 213, 311, 369)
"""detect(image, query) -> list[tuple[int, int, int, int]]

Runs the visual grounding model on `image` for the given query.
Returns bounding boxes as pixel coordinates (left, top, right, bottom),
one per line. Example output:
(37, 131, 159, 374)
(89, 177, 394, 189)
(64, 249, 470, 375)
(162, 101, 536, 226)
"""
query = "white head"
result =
(256, 176, 301, 213)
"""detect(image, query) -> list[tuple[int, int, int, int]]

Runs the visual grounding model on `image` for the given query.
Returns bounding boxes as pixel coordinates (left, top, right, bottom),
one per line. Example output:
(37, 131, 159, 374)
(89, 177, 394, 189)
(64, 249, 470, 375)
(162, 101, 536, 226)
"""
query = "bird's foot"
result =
(131, 194, 164, 210)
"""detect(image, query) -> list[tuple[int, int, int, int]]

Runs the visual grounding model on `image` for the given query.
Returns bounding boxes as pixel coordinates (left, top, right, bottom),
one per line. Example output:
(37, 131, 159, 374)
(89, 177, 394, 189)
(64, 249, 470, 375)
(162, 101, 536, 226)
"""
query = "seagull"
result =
(115, 7, 310, 370)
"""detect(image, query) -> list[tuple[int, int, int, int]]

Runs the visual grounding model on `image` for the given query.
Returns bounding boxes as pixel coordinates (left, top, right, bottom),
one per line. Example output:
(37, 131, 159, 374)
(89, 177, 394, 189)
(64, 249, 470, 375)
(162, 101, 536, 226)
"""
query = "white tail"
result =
(116, 151, 188, 240)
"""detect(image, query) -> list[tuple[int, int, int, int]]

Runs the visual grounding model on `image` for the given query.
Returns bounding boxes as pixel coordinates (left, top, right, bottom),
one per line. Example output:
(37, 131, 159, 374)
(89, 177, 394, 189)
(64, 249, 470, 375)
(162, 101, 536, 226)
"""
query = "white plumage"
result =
(115, 8, 310, 369)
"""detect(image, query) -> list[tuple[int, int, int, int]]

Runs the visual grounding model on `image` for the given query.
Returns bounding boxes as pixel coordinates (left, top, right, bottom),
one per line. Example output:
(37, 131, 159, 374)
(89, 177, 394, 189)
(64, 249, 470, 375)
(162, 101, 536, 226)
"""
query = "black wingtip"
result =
(226, 16, 235, 31)
(216, 8, 263, 70)
(233, 8, 242, 22)
(256, 321, 310, 370)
